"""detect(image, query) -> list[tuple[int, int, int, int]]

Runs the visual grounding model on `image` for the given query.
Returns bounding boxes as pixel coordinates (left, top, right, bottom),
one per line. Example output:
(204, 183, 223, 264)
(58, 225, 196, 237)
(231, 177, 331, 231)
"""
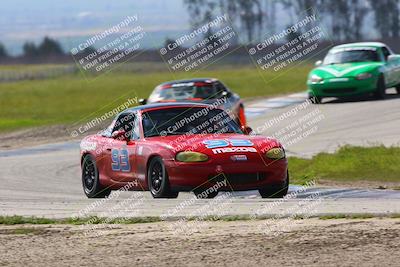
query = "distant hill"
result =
(0, 0, 190, 55)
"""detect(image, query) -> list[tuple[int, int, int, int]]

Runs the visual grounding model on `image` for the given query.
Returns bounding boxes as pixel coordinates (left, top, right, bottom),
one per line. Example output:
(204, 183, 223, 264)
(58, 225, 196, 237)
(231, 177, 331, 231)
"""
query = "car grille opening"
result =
(209, 172, 266, 185)
(323, 88, 357, 94)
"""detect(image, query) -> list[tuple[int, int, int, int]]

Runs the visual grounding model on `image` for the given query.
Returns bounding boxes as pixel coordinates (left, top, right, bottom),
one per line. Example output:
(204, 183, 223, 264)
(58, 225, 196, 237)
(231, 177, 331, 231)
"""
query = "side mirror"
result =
(221, 90, 232, 98)
(111, 130, 129, 142)
(139, 98, 147, 105)
(315, 60, 322, 67)
(241, 125, 253, 135)
(387, 55, 400, 63)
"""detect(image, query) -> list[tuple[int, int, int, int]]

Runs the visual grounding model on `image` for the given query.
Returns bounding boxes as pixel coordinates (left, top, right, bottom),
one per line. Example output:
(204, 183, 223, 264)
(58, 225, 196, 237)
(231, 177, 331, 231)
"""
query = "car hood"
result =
(145, 133, 281, 155)
(310, 62, 382, 79)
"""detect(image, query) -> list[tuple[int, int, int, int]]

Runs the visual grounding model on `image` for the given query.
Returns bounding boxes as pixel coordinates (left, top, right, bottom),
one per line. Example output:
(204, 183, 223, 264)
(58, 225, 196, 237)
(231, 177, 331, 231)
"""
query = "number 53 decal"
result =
(111, 149, 131, 172)
(203, 139, 253, 149)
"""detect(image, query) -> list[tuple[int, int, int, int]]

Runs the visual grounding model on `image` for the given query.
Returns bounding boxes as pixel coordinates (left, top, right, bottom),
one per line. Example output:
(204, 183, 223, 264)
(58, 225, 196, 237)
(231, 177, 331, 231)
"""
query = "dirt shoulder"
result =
(317, 179, 400, 190)
(0, 218, 399, 267)
(0, 124, 99, 150)
(0, 125, 74, 149)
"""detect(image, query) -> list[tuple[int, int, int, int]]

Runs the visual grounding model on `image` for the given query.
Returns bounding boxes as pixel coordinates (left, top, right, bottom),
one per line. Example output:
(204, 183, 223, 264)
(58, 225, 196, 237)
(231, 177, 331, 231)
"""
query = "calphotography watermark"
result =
(252, 180, 322, 236)
(160, 14, 237, 72)
(162, 106, 240, 154)
(158, 96, 228, 137)
(252, 99, 325, 149)
(71, 15, 148, 78)
(72, 181, 145, 238)
(160, 175, 234, 236)
(69, 97, 138, 138)
(248, 8, 332, 75)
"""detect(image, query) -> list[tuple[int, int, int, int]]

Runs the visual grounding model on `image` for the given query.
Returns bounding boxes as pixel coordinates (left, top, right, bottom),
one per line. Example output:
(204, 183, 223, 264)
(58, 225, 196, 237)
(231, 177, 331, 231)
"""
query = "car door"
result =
(103, 112, 138, 183)
(385, 46, 400, 86)
(381, 46, 396, 86)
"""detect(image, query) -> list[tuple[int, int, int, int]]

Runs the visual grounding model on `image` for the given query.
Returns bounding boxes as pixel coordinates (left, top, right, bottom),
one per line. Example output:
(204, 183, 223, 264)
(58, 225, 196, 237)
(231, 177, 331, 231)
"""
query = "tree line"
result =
(1, 0, 399, 61)
(0, 37, 64, 60)
(184, 0, 400, 43)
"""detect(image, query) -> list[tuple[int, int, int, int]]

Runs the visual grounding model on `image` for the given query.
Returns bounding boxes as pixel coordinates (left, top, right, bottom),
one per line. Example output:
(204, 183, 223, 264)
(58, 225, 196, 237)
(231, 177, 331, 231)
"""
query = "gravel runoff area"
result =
(0, 218, 399, 267)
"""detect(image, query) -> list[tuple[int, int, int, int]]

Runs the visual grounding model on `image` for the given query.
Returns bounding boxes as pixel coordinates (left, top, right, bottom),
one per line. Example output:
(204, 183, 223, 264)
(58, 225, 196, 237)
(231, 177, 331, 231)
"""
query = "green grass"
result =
(0, 216, 56, 225)
(65, 216, 162, 225)
(7, 228, 44, 235)
(319, 214, 375, 220)
(0, 63, 312, 132)
(289, 145, 400, 184)
(0, 64, 71, 71)
(0, 215, 162, 225)
(0, 214, 399, 226)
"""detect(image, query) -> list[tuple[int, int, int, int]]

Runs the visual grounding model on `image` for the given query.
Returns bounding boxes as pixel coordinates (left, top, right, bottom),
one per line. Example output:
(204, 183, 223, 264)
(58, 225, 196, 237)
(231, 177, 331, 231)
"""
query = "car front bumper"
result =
(165, 158, 288, 191)
(307, 76, 378, 97)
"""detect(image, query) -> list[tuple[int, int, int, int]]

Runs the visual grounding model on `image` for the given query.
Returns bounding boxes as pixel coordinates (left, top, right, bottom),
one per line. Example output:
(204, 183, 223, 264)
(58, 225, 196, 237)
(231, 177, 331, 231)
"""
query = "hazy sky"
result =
(0, 0, 190, 54)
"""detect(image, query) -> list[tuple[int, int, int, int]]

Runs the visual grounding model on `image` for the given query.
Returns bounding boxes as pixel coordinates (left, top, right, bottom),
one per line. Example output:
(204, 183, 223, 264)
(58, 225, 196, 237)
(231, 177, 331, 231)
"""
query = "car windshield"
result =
(148, 83, 219, 102)
(142, 107, 242, 137)
(323, 48, 380, 64)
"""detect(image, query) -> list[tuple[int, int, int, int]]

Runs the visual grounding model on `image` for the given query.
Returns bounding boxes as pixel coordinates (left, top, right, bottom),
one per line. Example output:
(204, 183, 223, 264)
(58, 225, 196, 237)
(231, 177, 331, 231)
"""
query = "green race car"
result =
(307, 42, 400, 103)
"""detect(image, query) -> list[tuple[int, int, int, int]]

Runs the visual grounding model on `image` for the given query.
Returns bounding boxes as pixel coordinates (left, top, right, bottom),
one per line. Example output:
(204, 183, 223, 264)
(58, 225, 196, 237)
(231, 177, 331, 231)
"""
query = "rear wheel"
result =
(147, 157, 179, 198)
(374, 75, 386, 99)
(259, 171, 289, 198)
(82, 154, 111, 198)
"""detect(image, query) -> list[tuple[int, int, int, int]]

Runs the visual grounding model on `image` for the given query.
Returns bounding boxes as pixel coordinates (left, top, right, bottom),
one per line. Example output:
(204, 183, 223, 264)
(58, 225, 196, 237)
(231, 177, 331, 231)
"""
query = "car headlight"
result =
(265, 147, 285, 159)
(176, 151, 208, 162)
(356, 72, 373, 80)
(310, 74, 323, 83)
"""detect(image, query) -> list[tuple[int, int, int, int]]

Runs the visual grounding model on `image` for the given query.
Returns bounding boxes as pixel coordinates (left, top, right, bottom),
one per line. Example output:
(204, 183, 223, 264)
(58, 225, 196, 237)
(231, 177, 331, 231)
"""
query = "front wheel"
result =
(259, 171, 289, 198)
(82, 154, 111, 198)
(374, 75, 386, 99)
(147, 157, 178, 198)
(395, 85, 400, 94)
(308, 94, 322, 104)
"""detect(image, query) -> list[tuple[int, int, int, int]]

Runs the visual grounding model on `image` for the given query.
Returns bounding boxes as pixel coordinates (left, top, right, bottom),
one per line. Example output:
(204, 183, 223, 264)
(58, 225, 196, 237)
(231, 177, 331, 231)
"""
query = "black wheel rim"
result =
(150, 161, 163, 193)
(83, 159, 96, 191)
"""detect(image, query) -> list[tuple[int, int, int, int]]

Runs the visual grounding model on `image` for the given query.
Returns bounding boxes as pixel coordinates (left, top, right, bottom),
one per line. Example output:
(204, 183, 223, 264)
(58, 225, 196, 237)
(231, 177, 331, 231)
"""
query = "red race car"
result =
(80, 103, 288, 199)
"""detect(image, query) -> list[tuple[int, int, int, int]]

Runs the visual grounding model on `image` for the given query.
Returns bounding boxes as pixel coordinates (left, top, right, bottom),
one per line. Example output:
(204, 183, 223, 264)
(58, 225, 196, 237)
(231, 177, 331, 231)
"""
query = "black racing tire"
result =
(395, 85, 400, 94)
(374, 75, 386, 99)
(308, 94, 322, 104)
(147, 157, 178, 198)
(82, 154, 111, 198)
(193, 188, 219, 199)
(259, 170, 289, 198)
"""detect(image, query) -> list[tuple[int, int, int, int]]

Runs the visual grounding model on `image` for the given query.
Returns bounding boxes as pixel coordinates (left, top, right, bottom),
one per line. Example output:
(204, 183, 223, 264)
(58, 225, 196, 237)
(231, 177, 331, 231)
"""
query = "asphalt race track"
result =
(247, 89, 400, 157)
(1, 91, 400, 218)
